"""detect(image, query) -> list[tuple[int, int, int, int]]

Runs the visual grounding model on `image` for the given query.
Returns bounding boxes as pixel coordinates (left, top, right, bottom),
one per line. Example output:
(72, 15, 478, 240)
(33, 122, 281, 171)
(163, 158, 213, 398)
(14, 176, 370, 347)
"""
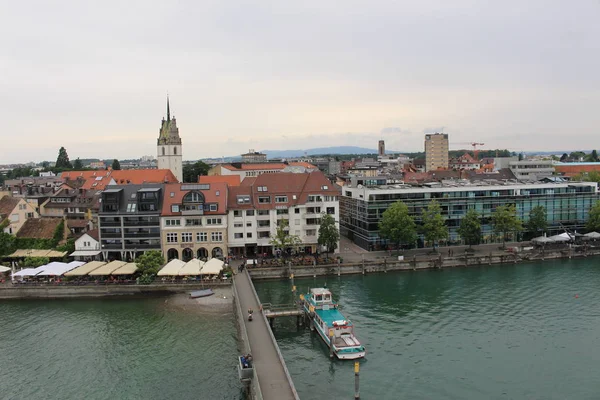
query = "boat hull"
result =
(308, 307, 365, 360)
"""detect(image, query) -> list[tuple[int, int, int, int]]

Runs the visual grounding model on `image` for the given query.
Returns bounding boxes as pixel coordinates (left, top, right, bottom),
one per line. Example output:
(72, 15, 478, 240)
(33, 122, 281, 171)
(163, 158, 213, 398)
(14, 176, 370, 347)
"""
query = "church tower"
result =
(157, 96, 183, 182)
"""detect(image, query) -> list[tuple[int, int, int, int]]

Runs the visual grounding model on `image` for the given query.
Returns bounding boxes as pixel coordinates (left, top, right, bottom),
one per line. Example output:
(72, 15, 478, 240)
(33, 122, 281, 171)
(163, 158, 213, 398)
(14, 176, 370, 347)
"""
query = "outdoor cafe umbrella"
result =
(0, 266, 10, 273)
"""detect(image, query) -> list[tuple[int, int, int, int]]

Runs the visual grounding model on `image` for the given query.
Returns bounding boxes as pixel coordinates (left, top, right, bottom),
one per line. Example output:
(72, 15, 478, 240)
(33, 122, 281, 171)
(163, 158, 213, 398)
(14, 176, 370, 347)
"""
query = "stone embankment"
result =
(248, 246, 598, 280)
(0, 282, 231, 299)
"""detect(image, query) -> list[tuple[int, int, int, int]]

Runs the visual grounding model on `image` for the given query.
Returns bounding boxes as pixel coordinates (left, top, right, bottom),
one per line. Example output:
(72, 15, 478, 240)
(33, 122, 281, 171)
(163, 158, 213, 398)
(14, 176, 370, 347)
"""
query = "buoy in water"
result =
(575, 294, 579, 299)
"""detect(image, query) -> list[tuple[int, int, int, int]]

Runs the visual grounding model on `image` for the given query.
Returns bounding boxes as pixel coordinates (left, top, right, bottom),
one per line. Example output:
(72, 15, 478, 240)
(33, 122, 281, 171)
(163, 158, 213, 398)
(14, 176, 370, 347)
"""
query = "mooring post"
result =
(337, 258, 341, 277)
(361, 254, 365, 275)
(313, 259, 316, 278)
(329, 329, 334, 358)
(384, 257, 387, 273)
(354, 361, 360, 399)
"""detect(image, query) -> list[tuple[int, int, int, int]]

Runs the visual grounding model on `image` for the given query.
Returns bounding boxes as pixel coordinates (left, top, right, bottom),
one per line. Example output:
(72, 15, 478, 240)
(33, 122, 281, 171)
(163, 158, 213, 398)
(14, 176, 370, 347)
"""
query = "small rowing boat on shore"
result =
(189, 289, 214, 299)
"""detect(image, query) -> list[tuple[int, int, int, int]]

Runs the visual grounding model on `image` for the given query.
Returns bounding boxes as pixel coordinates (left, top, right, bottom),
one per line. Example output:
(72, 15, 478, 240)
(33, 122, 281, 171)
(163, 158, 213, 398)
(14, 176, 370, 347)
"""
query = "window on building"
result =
(237, 195, 250, 204)
(209, 204, 217, 211)
(258, 220, 270, 227)
(206, 218, 222, 225)
(276, 209, 288, 215)
(26, 212, 34, 218)
(183, 192, 204, 203)
(275, 196, 288, 203)
(166, 233, 178, 243)
(234, 222, 243, 228)
(234, 210, 242, 217)
(295, 208, 300, 214)
(165, 219, 181, 226)
(174, 147, 177, 155)
(246, 222, 252, 227)
(186, 219, 202, 226)
(234, 233, 243, 239)
(211, 232, 223, 242)
(257, 210, 269, 216)
(258, 231, 270, 238)
(327, 207, 335, 214)
(257, 186, 268, 192)
(196, 232, 207, 242)
(171, 205, 180, 213)
(258, 196, 271, 204)
(246, 210, 254, 216)
(306, 229, 316, 236)
(181, 232, 192, 242)
(246, 232, 252, 238)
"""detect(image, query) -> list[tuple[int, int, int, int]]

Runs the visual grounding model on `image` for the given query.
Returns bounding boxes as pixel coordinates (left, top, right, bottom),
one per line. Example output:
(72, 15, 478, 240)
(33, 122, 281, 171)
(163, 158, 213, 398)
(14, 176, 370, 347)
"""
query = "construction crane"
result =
(454, 142, 485, 161)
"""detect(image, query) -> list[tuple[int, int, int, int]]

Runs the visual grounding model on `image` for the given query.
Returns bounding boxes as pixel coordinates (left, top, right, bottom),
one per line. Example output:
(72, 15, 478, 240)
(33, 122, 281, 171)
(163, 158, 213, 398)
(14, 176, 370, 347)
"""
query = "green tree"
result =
(585, 150, 599, 162)
(318, 213, 340, 260)
(518, 152, 524, 161)
(135, 250, 165, 283)
(421, 200, 448, 251)
(574, 171, 600, 183)
(182, 161, 211, 183)
(0, 232, 16, 256)
(378, 201, 417, 255)
(269, 219, 302, 260)
(586, 201, 600, 232)
(23, 256, 49, 268)
(111, 159, 121, 170)
(73, 158, 83, 170)
(527, 206, 548, 238)
(559, 153, 568, 162)
(492, 205, 523, 248)
(457, 209, 481, 249)
(55, 147, 73, 169)
(570, 151, 586, 161)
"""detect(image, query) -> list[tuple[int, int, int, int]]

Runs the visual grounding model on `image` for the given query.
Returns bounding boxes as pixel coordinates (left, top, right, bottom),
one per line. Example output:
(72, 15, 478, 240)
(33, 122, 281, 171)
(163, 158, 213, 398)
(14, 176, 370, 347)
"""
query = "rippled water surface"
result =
(0, 296, 242, 400)
(255, 258, 600, 400)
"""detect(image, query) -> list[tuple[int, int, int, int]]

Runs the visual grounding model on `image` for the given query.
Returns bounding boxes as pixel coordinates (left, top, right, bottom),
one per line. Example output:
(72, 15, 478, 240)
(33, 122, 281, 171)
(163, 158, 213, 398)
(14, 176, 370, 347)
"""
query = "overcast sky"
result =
(2, 0, 600, 164)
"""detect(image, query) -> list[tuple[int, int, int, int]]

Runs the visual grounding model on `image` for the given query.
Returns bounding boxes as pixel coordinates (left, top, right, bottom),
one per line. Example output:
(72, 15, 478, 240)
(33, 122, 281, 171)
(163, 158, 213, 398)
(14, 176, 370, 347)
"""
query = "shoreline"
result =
(0, 282, 231, 300)
(248, 246, 600, 280)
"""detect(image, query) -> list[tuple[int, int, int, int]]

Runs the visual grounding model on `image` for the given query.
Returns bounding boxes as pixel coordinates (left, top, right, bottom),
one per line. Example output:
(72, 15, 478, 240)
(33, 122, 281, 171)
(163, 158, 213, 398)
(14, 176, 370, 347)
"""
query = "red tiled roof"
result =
(228, 171, 340, 210)
(0, 197, 20, 219)
(85, 228, 99, 241)
(16, 218, 62, 240)
(161, 182, 228, 216)
(198, 175, 241, 186)
(61, 169, 178, 191)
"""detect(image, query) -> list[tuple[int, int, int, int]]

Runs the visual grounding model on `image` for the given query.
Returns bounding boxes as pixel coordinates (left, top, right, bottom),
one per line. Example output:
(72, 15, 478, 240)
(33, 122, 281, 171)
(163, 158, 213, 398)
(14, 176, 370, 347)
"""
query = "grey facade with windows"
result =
(98, 184, 164, 260)
(340, 182, 598, 251)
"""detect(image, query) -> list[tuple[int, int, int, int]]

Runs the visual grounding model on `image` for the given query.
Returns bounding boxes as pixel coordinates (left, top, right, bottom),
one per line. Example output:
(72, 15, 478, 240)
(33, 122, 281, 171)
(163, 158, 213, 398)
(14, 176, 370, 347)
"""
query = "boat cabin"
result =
(310, 288, 333, 305)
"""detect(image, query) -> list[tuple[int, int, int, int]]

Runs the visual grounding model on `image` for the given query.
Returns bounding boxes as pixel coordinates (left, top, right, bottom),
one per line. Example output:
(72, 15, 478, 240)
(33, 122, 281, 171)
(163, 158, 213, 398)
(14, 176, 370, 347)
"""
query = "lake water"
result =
(3, 259, 600, 400)
(255, 258, 600, 400)
(0, 296, 243, 400)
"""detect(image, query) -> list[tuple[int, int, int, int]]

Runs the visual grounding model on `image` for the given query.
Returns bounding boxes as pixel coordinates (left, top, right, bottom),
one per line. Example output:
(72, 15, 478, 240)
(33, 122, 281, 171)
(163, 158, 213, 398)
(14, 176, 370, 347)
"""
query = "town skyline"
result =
(3, 1, 600, 164)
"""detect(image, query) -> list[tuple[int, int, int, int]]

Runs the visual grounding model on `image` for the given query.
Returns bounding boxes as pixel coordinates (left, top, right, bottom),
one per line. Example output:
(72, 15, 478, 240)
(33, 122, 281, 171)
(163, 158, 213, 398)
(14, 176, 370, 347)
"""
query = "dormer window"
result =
(183, 191, 204, 203)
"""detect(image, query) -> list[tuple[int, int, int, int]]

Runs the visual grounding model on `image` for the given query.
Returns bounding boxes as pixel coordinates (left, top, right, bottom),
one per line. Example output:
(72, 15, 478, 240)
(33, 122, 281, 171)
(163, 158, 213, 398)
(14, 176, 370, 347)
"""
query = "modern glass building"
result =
(340, 181, 598, 251)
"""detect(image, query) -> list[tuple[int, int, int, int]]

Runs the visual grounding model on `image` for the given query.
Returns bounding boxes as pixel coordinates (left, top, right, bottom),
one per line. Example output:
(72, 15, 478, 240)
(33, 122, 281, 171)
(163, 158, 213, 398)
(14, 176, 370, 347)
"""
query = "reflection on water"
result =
(0, 297, 243, 400)
(256, 258, 600, 399)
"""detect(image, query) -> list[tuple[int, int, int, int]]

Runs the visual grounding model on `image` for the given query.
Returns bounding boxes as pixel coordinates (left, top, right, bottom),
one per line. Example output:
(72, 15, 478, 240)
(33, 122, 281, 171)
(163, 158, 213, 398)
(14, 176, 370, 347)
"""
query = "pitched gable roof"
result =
(16, 218, 62, 240)
(161, 182, 228, 216)
(0, 197, 20, 219)
(61, 169, 178, 191)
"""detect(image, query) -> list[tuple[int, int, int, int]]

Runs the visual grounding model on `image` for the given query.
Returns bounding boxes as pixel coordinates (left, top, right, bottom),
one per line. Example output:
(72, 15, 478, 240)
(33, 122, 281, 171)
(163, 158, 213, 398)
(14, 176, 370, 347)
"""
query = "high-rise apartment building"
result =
(424, 133, 449, 171)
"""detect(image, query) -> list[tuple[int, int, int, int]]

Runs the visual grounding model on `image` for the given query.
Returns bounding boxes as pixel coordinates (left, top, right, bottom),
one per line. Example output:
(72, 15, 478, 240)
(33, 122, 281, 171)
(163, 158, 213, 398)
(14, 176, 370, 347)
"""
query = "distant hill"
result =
(261, 146, 393, 158)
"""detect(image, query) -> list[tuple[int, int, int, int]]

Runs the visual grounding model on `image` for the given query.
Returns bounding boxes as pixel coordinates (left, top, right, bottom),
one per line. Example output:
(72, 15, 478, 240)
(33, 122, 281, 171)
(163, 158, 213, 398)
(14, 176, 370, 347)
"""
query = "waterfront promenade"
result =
(234, 270, 299, 400)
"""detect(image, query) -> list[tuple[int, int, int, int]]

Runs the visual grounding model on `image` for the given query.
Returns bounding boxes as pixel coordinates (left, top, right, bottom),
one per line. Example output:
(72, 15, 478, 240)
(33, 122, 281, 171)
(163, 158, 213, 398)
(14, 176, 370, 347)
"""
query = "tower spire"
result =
(167, 95, 170, 121)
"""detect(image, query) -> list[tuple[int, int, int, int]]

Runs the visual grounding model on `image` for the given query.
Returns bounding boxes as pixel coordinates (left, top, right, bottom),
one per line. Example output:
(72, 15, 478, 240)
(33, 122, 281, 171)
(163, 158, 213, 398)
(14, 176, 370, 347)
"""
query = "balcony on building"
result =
(136, 188, 161, 212)
(123, 216, 160, 226)
(101, 188, 123, 212)
(100, 217, 121, 227)
(123, 227, 160, 238)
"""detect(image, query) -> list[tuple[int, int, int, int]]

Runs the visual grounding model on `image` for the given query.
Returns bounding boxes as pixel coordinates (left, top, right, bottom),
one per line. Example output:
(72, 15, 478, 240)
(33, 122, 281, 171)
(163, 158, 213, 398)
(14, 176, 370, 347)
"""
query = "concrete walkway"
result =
(234, 270, 298, 400)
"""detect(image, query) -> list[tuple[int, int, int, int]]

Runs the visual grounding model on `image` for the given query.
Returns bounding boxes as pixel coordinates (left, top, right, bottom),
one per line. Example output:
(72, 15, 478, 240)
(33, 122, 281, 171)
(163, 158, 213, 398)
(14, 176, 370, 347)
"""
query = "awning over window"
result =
(70, 250, 102, 257)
